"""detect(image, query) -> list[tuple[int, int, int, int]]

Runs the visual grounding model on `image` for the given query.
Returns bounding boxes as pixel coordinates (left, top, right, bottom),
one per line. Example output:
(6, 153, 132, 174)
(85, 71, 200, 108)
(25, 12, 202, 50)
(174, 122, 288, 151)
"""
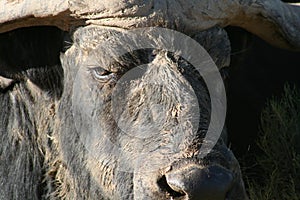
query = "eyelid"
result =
(89, 67, 115, 83)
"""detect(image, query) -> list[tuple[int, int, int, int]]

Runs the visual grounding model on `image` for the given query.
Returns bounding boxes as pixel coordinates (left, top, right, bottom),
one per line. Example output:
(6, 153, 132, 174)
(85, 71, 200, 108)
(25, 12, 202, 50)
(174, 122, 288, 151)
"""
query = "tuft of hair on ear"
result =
(0, 75, 16, 92)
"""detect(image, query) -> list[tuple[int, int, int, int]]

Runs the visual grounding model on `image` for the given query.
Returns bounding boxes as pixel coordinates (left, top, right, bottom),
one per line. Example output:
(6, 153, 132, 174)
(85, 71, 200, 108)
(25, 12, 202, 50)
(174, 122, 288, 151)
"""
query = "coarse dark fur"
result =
(0, 26, 246, 199)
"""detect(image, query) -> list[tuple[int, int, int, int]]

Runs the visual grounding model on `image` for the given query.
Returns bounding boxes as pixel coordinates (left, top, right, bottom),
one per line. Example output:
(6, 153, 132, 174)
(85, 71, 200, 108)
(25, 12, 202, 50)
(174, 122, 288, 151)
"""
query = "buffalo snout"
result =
(159, 164, 234, 200)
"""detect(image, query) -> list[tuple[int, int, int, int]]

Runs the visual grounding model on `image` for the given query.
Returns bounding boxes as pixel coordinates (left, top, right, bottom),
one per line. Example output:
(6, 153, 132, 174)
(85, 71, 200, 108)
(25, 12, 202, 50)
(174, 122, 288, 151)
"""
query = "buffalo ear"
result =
(192, 27, 231, 69)
(0, 26, 67, 97)
(25, 66, 64, 99)
(219, 67, 229, 82)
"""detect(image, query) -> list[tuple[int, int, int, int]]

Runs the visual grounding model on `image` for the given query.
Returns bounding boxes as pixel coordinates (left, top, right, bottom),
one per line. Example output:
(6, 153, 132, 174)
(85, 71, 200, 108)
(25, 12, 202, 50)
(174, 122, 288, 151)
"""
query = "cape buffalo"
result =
(0, 0, 299, 199)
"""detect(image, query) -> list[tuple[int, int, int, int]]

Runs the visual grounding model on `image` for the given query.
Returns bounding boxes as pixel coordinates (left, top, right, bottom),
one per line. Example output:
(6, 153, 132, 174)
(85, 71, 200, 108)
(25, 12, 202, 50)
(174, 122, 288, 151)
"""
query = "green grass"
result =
(245, 85, 300, 200)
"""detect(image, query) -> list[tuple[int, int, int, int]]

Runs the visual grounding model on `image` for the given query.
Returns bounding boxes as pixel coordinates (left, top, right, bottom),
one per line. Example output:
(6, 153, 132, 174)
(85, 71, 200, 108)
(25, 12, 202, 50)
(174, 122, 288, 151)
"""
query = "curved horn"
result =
(0, 0, 84, 33)
(231, 0, 300, 51)
(1, 0, 299, 51)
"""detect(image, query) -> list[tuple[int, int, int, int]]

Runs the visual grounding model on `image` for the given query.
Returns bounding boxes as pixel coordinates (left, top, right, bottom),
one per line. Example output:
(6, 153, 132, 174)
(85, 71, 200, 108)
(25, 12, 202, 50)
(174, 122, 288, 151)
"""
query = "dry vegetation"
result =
(243, 85, 300, 199)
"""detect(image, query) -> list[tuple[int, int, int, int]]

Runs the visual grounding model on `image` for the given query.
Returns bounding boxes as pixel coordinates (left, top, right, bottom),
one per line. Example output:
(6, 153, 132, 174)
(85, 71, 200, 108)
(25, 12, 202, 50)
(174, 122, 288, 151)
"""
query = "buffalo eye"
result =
(89, 67, 115, 83)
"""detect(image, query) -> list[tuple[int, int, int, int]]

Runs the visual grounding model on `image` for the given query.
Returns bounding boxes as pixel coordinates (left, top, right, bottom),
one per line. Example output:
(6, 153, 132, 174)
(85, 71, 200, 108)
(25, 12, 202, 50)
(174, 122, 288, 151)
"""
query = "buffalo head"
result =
(0, 0, 299, 199)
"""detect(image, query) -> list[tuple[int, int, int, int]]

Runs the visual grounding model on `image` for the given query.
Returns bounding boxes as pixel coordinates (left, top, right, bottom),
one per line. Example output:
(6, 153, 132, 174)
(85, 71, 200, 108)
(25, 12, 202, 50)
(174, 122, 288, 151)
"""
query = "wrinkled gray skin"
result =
(0, 26, 247, 199)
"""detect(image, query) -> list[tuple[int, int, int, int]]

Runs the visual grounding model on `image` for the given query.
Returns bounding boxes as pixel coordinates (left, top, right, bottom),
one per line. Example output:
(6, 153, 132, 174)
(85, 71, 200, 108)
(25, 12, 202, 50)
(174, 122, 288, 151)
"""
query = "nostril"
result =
(165, 165, 234, 200)
(157, 175, 186, 199)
